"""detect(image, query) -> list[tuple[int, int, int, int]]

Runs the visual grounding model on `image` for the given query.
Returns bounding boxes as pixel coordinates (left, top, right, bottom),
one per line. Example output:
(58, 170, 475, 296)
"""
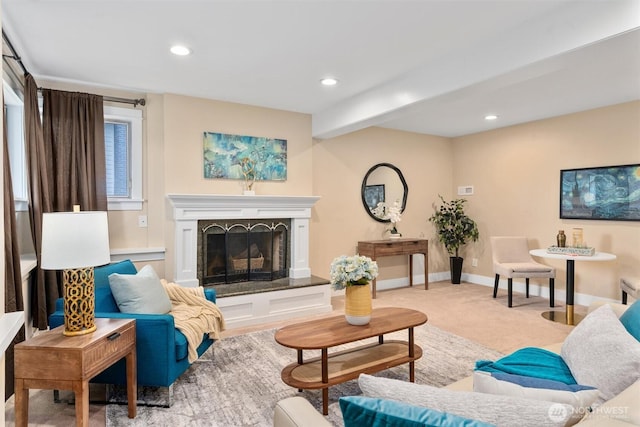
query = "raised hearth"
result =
(206, 275, 329, 298)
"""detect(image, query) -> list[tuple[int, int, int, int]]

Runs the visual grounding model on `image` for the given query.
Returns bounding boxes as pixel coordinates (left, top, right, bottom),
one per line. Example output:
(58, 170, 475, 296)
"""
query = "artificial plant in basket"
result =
(428, 195, 479, 284)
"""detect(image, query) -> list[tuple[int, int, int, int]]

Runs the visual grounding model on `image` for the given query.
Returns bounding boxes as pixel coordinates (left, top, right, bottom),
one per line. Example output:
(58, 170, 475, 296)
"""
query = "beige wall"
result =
(159, 94, 313, 280)
(160, 94, 312, 195)
(310, 127, 452, 282)
(451, 101, 640, 301)
(16, 81, 640, 301)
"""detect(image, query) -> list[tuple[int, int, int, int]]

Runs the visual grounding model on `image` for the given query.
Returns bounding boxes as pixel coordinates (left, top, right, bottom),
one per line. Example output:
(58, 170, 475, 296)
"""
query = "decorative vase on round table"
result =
(345, 282, 372, 325)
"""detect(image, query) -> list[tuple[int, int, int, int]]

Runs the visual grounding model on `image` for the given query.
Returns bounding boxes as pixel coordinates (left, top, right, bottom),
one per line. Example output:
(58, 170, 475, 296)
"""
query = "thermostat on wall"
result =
(457, 186, 474, 196)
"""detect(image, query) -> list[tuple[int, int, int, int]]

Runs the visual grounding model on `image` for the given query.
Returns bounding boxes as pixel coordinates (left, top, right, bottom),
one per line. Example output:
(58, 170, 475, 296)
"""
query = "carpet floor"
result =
(106, 323, 503, 427)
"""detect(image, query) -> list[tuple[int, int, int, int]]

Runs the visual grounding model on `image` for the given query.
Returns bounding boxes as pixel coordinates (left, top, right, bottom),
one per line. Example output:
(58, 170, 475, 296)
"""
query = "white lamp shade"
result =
(40, 211, 111, 270)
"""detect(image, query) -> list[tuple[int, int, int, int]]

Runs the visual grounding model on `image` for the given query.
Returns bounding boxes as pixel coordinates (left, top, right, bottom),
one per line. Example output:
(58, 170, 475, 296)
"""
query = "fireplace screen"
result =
(198, 219, 290, 285)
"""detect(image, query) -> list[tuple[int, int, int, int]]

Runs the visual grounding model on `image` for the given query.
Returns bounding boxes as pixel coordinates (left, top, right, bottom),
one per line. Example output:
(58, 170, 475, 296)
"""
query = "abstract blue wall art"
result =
(560, 164, 640, 221)
(203, 132, 287, 181)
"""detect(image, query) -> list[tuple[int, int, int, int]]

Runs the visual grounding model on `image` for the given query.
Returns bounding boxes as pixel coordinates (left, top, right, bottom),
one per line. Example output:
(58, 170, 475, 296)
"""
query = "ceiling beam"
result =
(312, 0, 640, 139)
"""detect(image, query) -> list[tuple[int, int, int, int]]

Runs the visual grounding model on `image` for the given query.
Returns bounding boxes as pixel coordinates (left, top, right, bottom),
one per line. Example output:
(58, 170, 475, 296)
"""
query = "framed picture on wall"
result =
(364, 184, 385, 211)
(560, 164, 640, 221)
(203, 132, 287, 181)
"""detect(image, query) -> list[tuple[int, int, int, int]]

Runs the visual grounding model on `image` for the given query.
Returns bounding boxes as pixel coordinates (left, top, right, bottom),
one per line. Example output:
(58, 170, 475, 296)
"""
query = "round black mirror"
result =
(361, 163, 408, 223)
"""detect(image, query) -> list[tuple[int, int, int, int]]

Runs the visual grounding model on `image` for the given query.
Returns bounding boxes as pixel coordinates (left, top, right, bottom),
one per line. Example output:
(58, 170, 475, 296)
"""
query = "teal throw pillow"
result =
(108, 265, 172, 314)
(619, 299, 640, 341)
(339, 396, 495, 427)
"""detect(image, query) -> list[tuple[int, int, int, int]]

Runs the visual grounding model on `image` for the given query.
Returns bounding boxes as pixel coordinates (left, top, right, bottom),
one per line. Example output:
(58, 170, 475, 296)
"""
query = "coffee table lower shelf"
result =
(281, 340, 422, 414)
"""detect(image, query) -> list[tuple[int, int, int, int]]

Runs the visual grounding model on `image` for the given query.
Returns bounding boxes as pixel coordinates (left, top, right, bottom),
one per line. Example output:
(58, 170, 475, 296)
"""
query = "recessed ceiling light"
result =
(320, 77, 338, 86)
(485, 114, 499, 121)
(170, 45, 191, 56)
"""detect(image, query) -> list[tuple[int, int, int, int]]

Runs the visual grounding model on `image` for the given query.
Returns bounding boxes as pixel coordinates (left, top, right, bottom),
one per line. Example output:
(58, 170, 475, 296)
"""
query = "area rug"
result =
(106, 323, 503, 427)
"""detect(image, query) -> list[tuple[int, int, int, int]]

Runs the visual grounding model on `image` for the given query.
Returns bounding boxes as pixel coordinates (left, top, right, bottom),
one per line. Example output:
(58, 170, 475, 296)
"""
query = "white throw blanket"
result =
(161, 280, 226, 363)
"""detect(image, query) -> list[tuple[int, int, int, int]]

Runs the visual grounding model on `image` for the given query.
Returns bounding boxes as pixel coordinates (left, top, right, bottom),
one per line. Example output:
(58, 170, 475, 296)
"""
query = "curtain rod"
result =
(36, 89, 146, 107)
(2, 30, 146, 107)
(2, 29, 28, 76)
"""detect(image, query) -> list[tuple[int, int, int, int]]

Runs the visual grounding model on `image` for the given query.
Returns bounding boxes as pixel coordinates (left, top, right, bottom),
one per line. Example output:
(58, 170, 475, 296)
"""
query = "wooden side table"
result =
(357, 238, 428, 298)
(14, 318, 137, 427)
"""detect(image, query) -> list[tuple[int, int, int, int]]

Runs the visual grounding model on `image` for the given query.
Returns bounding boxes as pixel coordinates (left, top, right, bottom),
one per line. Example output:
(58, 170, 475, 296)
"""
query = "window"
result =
(105, 121, 130, 197)
(3, 80, 28, 212)
(104, 106, 143, 211)
(2, 86, 143, 212)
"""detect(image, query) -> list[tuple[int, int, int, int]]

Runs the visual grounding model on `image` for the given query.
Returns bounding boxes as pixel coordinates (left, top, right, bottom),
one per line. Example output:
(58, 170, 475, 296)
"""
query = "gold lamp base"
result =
(62, 267, 97, 336)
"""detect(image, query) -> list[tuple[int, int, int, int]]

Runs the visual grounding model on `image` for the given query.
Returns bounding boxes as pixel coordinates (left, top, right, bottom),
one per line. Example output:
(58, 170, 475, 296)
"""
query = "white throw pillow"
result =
(108, 265, 172, 314)
(473, 371, 599, 415)
(561, 304, 640, 405)
(358, 374, 579, 427)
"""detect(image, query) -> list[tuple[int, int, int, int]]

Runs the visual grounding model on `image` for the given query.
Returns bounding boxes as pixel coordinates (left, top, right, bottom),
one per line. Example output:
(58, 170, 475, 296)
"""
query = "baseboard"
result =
(369, 270, 619, 307)
(462, 272, 619, 307)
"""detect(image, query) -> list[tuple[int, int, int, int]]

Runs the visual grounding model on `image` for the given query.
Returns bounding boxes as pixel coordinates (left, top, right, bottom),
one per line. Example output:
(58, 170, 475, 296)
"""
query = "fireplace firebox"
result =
(197, 219, 290, 285)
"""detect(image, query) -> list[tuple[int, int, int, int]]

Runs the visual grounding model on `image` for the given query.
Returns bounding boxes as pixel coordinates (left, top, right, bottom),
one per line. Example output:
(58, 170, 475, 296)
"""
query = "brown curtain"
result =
(24, 74, 57, 330)
(25, 75, 107, 329)
(42, 89, 106, 211)
(4, 107, 25, 400)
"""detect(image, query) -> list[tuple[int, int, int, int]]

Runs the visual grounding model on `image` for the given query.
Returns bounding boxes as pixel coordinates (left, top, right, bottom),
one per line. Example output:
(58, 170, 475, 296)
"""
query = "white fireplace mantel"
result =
(167, 194, 320, 287)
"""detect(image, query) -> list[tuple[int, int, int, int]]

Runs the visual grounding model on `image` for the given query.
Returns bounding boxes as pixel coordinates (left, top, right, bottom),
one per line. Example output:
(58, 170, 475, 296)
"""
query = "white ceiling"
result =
(3, 0, 639, 139)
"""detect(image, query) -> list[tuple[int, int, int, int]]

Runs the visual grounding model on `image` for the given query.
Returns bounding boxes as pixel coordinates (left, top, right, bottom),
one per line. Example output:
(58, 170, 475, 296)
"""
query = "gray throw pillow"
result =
(358, 374, 578, 427)
(561, 304, 640, 405)
(109, 265, 172, 314)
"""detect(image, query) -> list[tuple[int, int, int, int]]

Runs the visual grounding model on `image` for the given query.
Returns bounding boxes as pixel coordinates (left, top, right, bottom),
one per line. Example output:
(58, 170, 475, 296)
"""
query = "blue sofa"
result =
(49, 259, 217, 393)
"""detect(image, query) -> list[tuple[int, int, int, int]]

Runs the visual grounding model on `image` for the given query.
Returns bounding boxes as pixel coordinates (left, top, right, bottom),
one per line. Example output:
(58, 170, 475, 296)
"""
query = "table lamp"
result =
(40, 210, 111, 336)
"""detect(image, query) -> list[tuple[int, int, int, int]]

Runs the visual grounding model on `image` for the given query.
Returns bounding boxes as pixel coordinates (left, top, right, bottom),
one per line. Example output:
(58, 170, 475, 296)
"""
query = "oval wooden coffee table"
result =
(274, 307, 428, 415)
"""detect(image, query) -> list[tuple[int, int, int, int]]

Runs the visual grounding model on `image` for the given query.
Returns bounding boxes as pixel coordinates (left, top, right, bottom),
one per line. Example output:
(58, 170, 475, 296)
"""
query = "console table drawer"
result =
(374, 240, 425, 256)
(401, 240, 428, 251)
(85, 322, 136, 375)
(374, 243, 411, 256)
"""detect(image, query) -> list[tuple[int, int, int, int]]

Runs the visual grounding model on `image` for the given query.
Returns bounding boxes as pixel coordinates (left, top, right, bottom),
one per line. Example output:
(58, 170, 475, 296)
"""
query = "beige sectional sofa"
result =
(273, 302, 640, 427)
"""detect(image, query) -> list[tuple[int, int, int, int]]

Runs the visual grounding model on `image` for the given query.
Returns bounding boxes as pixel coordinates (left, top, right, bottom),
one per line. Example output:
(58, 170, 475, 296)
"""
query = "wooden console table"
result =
(357, 238, 428, 298)
(14, 318, 137, 427)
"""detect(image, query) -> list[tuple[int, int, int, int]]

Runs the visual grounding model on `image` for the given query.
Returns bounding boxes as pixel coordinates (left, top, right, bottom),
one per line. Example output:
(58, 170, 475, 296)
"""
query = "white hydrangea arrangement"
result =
(329, 255, 379, 290)
(372, 199, 402, 235)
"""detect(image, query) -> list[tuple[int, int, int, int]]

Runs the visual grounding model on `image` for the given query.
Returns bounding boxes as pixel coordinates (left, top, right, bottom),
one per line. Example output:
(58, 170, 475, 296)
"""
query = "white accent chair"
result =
(620, 277, 639, 305)
(490, 236, 556, 308)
